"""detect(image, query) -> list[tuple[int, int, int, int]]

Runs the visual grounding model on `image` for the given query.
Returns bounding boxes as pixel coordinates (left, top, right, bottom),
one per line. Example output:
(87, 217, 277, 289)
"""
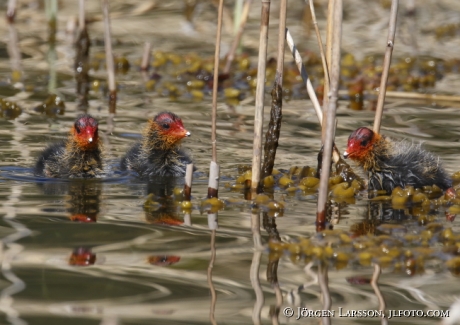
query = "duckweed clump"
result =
(0, 98, 22, 119)
(269, 221, 460, 276)
(82, 49, 460, 107)
(33, 94, 65, 117)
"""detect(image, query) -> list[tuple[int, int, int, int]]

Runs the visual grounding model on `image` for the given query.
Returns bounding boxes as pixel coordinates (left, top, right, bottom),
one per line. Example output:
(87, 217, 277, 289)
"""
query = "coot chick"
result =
(120, 111, 192, 177)
(343, 127, 452, 193)
(35, 114, 104, 178)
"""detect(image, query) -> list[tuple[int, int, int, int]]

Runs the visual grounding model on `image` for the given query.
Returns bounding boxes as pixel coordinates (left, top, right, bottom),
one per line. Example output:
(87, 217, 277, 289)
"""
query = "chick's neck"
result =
(358, 133, 390, 172)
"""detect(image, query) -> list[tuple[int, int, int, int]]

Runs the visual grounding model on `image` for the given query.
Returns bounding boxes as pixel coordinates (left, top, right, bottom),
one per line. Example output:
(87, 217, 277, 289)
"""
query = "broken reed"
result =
(260, 0, 287, 180)
(75, 0, 90, 108)
(101, 0, 116, 114)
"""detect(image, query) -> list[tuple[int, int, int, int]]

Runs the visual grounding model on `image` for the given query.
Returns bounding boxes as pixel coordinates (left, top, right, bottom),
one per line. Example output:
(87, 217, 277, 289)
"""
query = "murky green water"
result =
(0, 1, 460, 325)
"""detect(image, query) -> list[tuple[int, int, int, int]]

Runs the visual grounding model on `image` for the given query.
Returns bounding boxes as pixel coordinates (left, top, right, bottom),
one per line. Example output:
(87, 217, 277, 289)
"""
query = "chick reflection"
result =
(67, 180, 102, 222)
(37, 178, 102, 222)
(69, 247, 96, 266)
(144, 177, 183, 266)
(144, 177, 183, 226)
(148, 255, 181, 266)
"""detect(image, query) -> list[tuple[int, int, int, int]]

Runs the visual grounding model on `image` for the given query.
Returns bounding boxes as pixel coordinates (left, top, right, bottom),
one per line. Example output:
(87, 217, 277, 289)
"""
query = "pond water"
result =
(1, 1, 460, 325)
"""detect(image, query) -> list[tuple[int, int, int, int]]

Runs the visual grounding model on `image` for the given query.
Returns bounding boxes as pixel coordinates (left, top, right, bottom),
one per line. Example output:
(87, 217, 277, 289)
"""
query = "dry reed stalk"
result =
(47, 40, 57, 93)
(101, 0, 117, 114)
(337, 89, 460, 103)
(207, 0, 224, 199)
(75, 0, 90, 108)
(211, 0, 223, 163)
(316, 0, 342, 231)
(274, 0, 287, 86)
(140, 42, 151, 71)
(183, 163, 193, 226)
(45, 0, 58, 43)
(285, 29, 341, 163)
(307, 0, 329, 88)
(385, 90, 460, 102)
(260, 0, 287, 179)
(373, 0, 399, 133)
(251, 0, 271, 193)
(6, 0, 16, 22)
(223, 0, 253, 74)
(322, 0, 335, 111)
(208, 161, 220, 198)
(184, 163, 194, 201)
(140, 42, 151, 82)
(6, 0, 22, 82)
(79, 0, 85, 30)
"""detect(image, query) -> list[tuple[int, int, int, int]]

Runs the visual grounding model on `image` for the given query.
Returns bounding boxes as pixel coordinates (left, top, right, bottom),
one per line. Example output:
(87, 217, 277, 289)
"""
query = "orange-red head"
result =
(71, 114, 99, 150)
(148, 111, 190, 148)
(343, 127, 380, 162)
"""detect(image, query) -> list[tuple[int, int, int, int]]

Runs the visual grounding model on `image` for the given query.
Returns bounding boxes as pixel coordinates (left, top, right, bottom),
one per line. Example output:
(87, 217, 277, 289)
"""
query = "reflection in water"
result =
(251, 212, 263, 325)
(263, 197, 414, 325)
(207, 228, 217, 325)
(371, 264, 388, 325)
(147, 255, 181, 266)
(0, 184, 30, 325)
(38, 179, 102, 222)
(144, 177, 184, 266)
(39, 179, 103, 267)
(67, 180, 102, 223)
(69, 247, 97, 266)
(144, 177, 183, 226)
(318, 262, 331, 325)
(263, 212, 283, 323)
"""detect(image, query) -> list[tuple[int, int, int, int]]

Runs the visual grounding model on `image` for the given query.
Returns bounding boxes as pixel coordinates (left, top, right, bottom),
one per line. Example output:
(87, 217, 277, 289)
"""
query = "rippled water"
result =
(1, 1, 460, 325)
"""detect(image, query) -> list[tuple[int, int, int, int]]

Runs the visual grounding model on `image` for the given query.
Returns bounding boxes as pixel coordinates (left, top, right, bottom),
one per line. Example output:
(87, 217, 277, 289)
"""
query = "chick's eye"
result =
(361, 139, 368, 147)
(162, 123, 170, 129)
(75, 125, 81, 134)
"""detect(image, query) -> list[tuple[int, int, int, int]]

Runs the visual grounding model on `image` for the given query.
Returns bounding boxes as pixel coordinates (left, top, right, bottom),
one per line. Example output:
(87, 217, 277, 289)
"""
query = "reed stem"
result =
(373, 0, 399, 133)
(322, 0, 335, 114)
(184, 164, 193, 201)
(274, 0, 287, 86)
(316, 0, 342, 231)
(6, 0, 22, 82)
(140, 42, 152, 71)
(251, 0, 271, 192)
(260, 0, 287, 179)
(307, 0, 330, 88)
(211, 0, 224, 163)
(101, 0, 117, 114)
(79, 0, 85, 30)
